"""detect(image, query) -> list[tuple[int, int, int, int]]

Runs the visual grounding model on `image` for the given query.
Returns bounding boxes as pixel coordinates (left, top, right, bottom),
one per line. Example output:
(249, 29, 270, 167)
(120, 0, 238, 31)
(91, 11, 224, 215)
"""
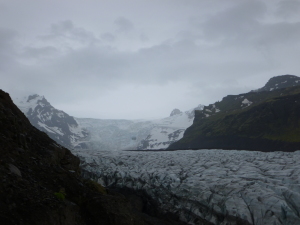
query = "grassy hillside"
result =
(168, 86, 300, 151)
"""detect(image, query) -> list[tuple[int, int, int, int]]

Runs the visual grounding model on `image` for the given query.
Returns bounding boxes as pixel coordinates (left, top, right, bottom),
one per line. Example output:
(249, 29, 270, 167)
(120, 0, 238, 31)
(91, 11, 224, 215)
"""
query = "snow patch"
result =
(241, 98, 252, 107)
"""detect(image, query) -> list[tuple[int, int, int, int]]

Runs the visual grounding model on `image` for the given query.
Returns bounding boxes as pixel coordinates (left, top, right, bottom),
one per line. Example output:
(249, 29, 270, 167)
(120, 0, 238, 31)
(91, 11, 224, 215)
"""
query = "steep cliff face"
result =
(0, 90, 186, 225)
(169, 75, 300, 151)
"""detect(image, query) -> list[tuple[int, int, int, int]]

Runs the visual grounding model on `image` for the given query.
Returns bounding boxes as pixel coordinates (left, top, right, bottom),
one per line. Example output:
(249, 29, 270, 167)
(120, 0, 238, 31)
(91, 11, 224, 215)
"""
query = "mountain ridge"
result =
(168, 74, 300, 151)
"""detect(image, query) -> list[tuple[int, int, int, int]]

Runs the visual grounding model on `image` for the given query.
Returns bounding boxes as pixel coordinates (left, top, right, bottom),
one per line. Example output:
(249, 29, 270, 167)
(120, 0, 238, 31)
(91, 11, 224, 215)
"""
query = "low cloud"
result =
(39, 20, 99, 46)
(101, 32, 116, 42)
(114, 17, 134, 33)
(276, 0, 300, 18)
(1, 0, 300, 119)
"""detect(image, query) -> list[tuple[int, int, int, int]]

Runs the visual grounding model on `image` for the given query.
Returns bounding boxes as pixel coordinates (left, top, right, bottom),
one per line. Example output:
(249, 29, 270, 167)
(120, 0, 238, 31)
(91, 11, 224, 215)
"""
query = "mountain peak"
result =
(170, 108, 182, 117)
(27, 94, 42, 102)
(14, 94, 89, 149)
(255, 74, 300, 92)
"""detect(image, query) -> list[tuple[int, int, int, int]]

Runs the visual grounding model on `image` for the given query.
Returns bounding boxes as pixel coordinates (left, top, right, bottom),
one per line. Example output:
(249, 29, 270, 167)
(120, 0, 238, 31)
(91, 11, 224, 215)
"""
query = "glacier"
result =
(75, 149, 300, 225)
(73, 104, 204, 151)
(13, 94, 204, 151)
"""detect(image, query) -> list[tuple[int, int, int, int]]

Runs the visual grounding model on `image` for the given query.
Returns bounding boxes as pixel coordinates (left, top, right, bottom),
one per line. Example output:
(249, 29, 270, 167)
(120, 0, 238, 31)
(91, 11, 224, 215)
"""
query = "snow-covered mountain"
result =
(77, 148, 300, 225)
(75, 104, 204, 151)
(14, 94, 203, 150)
(137, 105, 204, 150)
(13, 94, 89, 149)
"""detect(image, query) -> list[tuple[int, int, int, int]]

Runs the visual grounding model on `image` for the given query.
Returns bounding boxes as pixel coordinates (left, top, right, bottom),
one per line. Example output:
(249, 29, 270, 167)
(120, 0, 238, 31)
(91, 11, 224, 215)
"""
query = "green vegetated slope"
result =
(168, 80, 300, 151)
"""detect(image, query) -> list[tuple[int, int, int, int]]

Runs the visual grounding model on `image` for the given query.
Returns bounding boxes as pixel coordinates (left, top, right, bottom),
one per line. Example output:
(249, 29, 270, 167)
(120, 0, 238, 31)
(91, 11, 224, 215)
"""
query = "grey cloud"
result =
(140, 33, 149, 42)
(0, 28, 18, 51)
(21, 46, 58, 58)
(0, 28, 19, 72)
(1, 0, 300, 119)
(185, 0, 300, 68)
(101, 32, 115, 42)
(40, 46, 132, 88)
(51, 20, 74, 35)
(276, 0, 300, 18)
(201, 1, 267, 41)
(114, 17, 134, 33)
(39, 20, 99, 45)
(256, 22, 300, 46)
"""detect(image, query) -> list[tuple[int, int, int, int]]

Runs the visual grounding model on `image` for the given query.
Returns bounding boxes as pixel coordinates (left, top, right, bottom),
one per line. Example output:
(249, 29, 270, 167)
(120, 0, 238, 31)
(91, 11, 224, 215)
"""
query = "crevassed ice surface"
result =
(76, 149, 300, 225)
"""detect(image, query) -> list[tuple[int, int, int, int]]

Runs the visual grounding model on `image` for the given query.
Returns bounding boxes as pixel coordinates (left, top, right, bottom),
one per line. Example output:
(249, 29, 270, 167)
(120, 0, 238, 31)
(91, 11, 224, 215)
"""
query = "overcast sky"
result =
(1, 0, 300, 119)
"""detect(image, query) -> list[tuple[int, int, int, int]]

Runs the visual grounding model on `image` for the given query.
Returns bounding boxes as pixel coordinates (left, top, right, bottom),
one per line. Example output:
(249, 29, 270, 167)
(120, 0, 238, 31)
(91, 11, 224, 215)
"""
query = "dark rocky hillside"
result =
(0, 90, 186, 225)
(168, 75, 300, 151)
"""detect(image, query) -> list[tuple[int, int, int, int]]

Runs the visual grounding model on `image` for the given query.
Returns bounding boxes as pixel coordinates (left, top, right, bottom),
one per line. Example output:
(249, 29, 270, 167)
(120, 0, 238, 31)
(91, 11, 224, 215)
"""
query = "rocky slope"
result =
(14, 95, 202, 151)
(168, 75, 300, 151)
(0, 89, 186, 225)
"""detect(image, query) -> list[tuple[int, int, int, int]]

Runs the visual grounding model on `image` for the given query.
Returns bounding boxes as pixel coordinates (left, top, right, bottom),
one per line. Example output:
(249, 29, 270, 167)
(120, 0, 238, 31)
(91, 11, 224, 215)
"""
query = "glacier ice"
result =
(76, 149, 300, 225)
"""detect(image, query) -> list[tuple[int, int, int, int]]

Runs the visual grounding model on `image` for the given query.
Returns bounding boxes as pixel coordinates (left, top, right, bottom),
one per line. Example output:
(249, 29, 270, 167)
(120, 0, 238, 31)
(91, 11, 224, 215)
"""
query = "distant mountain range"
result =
(13, 95, 203, 151)
(168, 74, 300, 151)
(13, 74, 300, 152)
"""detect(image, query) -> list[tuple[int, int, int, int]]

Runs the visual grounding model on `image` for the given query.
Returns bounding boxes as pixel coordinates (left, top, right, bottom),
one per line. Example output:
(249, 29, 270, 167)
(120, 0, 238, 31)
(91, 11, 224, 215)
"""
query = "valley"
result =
(8, 74, 300, 225)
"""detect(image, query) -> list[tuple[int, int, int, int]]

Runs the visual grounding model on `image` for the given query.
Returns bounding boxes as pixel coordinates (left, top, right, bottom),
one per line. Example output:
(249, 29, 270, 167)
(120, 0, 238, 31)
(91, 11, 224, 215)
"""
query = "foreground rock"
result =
(77, 149, 300, 225)
(0, 90, 186, 225)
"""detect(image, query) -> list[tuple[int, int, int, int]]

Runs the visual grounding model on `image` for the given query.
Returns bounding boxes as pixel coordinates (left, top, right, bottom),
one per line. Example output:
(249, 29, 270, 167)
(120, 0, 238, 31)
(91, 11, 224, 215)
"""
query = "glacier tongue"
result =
(76, 149, 300, 225)
(75, 118, 154, 151)
(75, 105, 201, 151)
